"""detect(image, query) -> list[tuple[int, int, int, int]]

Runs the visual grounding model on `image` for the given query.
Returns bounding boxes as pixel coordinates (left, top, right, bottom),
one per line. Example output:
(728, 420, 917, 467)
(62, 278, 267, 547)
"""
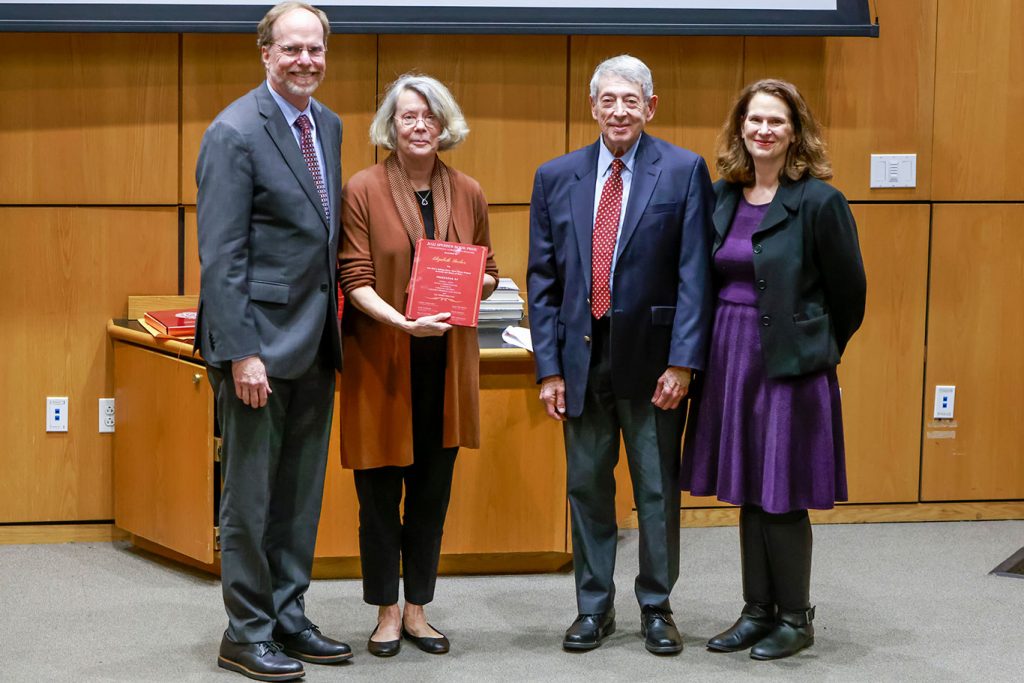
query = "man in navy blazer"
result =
(528, 55, 714, 655)
(195, 3, 349, 680)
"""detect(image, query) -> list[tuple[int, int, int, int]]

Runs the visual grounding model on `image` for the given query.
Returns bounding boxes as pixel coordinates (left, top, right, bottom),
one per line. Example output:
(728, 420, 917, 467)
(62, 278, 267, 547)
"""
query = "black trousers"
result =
(353, 335, 458, 606)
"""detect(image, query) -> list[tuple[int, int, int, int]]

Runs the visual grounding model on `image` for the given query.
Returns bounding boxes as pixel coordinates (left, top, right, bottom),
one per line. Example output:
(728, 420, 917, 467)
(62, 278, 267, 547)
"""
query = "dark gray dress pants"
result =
(563, 318, 684, 615)
(209, 351, 335, 644)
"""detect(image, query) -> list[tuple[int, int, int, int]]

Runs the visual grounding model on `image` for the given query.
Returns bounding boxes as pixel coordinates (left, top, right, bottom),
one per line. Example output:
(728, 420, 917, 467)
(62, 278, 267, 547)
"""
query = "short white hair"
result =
(589, 54, 654, 101)
(369, 73, 470, 152)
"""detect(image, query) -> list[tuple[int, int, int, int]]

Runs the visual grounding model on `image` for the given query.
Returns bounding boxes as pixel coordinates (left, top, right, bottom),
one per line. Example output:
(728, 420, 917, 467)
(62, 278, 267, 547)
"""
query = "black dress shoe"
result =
(707, 603, 776, 653)
(275, 624, 352, 664)
(218, 633, 304, 682)
(750, 607, 815, 660)
(402, 625, 450, 654)
(640, 606, 683, 655)
(562, 609, 616, 651)
(367, 623, 401, 658)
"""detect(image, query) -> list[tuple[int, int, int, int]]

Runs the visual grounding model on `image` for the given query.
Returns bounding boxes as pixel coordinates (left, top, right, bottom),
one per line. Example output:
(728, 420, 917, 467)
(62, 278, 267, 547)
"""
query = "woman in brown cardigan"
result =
(338, 73, 498, 658)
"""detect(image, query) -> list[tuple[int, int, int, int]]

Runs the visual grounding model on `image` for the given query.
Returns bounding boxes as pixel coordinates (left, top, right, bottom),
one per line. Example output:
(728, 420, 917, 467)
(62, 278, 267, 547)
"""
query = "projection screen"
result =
(0, 1, 878, 36)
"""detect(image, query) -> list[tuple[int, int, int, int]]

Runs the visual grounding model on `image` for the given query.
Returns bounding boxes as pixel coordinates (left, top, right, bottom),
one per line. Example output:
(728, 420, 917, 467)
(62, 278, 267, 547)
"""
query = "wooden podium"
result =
(108, 306, 571, 578)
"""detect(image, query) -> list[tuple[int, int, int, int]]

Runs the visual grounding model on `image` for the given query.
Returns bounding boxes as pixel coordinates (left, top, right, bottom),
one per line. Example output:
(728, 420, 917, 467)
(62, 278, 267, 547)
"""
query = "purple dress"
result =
(681, 197, 848, 513)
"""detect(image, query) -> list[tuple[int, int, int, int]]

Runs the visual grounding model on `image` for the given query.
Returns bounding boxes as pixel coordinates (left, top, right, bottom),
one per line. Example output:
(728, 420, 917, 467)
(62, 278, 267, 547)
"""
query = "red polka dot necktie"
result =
(295, 114, 330, 220)
(591, 158, 624, 319)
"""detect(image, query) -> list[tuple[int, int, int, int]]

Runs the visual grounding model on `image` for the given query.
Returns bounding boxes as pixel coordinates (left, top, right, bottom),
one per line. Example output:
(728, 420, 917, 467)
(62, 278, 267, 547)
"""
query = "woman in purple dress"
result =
(681, 79, 866, 660)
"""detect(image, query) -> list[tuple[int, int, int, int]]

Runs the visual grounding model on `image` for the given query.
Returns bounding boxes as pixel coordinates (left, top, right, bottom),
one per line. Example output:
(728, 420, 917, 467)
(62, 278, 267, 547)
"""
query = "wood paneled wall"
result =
(3, 0, 1024, 524)
(0, 34, 178, 205)
(839, 205, 930, 503)
(922, 204, 1024, 500)
(933, 0, 1024, 200)
(0, 207, 178, 522)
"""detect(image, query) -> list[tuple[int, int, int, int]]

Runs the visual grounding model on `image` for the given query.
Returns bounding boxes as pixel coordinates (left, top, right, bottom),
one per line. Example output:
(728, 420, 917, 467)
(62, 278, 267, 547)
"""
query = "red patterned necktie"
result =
(591, 158, 624, 318)
(295, 114, 330, 220)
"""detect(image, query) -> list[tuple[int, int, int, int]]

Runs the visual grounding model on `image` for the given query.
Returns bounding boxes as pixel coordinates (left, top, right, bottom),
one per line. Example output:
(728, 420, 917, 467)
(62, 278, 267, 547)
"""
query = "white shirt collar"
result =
(266, 80, 315, 132)
(597, 132, 642, 176)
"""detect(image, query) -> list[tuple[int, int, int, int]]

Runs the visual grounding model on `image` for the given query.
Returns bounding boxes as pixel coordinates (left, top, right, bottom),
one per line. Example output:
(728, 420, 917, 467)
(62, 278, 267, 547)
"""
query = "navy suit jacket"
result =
(527, 134, 715, 418)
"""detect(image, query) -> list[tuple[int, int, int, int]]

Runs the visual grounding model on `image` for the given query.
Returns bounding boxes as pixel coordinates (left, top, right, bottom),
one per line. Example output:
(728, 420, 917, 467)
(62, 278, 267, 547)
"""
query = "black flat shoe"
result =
(275, 624, 352, 664)
(640, 606, 683, 655)
(707, 603, 776, 653)
(367, 623, 401, 658)
(218, 633, 304, 682)
(562, 609, 616, 651)
(750, 607, 815, 660)
(402, 625, 450, 654)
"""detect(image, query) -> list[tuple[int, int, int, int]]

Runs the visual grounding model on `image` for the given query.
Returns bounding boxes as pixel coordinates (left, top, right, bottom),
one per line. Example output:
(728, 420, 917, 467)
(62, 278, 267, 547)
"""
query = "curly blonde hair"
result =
(716, 79, 831, 185)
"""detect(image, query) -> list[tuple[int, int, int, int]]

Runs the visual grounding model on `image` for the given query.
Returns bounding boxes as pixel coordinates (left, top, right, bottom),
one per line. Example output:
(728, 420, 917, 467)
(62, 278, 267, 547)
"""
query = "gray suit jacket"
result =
(195, 82, 343, 379)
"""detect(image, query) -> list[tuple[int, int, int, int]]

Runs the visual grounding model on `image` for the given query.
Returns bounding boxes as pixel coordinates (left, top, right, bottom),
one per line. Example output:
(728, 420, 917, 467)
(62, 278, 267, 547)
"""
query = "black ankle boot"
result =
(750, 606, 815, 660)
(707, 602, 775, 652)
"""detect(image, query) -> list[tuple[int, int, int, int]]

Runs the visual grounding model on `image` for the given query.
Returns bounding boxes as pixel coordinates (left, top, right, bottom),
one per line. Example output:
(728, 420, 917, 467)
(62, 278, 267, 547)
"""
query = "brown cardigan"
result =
(337, 161, 498, 470)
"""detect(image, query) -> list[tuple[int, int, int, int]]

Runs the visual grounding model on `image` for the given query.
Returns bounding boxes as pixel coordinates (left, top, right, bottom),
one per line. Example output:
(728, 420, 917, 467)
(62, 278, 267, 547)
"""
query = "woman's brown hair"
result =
(716, 79, 832, 185)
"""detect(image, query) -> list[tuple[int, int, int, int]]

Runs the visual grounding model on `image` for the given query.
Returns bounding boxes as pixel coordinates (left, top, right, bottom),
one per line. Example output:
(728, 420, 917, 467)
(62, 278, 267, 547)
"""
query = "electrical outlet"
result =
(933, 385, 955, 420)
(46, 396, 69, 433)
(99, 398, 115, 433)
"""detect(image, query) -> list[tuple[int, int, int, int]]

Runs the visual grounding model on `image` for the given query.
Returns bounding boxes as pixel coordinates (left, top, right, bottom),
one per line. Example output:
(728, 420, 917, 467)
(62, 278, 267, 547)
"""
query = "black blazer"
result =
(712, 176, 866, 378)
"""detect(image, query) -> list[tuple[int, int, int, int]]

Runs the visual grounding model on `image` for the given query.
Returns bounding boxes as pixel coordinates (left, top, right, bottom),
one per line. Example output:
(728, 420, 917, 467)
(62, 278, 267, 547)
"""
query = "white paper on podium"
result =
(501, 326, 533, 352)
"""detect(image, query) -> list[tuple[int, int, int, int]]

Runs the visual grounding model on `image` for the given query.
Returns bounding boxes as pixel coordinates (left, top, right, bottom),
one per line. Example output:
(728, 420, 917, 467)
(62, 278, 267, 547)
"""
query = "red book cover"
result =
(144, 308, 197, 338)
(405, 239, 487, 328)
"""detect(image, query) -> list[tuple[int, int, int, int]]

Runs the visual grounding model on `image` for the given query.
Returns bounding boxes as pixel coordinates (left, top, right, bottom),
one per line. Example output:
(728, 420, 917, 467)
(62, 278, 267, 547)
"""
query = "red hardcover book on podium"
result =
(405, 239, 486, 328)
(143, 308, 198, 338)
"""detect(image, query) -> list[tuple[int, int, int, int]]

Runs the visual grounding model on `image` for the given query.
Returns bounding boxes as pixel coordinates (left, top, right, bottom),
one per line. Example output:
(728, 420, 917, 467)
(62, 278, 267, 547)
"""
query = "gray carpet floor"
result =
(1, 520, 1023, 681)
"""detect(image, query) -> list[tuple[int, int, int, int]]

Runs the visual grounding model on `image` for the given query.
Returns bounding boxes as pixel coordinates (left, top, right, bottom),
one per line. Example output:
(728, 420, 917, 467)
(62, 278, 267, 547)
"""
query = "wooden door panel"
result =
(114, 344, 215, 563)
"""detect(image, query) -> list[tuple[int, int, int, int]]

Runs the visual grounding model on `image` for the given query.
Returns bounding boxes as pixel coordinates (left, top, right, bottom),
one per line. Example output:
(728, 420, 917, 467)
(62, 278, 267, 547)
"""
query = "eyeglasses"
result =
(395, 113, 439, 130)
(273, 43, 327, 58)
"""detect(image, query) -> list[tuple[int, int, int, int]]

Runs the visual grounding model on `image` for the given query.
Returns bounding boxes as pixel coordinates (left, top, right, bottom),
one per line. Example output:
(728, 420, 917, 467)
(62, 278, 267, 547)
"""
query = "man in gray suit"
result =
(195, 3, 348, 680)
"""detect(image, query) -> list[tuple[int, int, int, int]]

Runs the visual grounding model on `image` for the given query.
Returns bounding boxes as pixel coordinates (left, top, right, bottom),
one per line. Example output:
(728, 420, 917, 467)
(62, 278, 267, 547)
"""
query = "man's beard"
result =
(281, 71, 323, 97)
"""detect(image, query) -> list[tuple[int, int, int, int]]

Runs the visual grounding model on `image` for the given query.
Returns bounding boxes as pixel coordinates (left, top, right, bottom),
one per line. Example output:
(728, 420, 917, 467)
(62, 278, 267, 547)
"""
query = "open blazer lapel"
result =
(712, 185, 741, 253)
(615, 135, 661, 260)
(311, 100, 339, 239)
(569, 141, 601, 297)
(257, 84, 330, 231)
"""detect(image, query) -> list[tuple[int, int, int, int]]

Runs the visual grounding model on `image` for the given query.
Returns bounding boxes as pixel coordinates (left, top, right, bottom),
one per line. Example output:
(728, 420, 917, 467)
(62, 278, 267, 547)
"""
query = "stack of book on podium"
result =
(478, 277, 524, 328)
(139, 307, 197, 341)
